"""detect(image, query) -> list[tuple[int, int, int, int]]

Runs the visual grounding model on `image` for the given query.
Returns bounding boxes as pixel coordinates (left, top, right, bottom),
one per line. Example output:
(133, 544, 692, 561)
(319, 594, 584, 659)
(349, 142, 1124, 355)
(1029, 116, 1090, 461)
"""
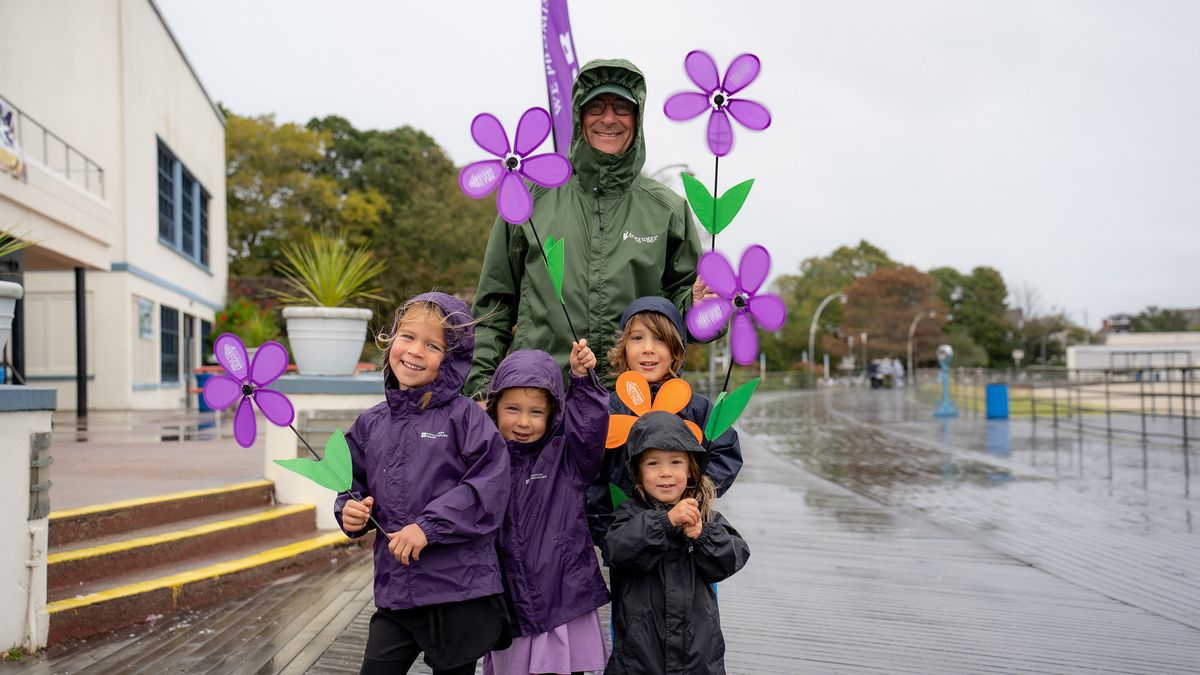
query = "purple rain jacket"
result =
(335, 292, 511, 610)
(487, 349, 611, 637)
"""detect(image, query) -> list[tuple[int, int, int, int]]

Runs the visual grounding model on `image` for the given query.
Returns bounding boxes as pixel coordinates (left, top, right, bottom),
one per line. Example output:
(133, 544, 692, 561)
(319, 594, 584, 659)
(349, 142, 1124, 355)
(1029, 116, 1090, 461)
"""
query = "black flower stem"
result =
(526, 216, 604, 390)
(711, 155, 720, 252)
(720, 353, 734, 395)
(289, 424, 386, 534)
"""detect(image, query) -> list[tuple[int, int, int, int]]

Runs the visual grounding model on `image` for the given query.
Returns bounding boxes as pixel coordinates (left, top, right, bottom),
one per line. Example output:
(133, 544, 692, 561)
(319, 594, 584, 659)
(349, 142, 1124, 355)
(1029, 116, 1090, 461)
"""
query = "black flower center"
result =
(714, 94, 726, 106)
(734, 294, 748, 309)
(504, 154, 520, 171)
(242, 383, 254, 397)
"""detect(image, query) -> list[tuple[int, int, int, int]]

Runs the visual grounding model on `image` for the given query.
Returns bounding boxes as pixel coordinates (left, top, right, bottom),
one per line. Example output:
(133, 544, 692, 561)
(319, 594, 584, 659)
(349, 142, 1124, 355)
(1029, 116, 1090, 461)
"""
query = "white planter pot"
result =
(282, 306, 373, 376)
(0, 281, 23, 358)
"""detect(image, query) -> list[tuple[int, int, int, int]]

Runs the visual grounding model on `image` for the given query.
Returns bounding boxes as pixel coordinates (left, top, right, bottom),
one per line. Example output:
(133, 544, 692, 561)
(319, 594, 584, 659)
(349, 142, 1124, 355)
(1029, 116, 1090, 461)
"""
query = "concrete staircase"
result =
(45, 480, 370, 645)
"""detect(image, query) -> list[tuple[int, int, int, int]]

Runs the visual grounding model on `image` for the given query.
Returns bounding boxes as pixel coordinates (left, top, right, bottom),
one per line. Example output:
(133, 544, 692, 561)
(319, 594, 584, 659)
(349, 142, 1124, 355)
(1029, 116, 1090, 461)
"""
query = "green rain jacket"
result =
(466, 59, 703, 396)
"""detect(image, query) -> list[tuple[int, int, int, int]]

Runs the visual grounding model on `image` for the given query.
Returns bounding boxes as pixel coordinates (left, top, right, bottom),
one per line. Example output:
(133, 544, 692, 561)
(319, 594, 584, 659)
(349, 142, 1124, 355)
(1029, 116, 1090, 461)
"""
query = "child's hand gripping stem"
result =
(570, 339, 597, 377)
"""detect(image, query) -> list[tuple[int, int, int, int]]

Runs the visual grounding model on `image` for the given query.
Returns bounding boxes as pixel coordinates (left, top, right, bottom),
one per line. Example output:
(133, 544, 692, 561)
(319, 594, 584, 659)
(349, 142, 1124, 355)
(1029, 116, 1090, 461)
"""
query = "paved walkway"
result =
(5, 390, 1200, 673)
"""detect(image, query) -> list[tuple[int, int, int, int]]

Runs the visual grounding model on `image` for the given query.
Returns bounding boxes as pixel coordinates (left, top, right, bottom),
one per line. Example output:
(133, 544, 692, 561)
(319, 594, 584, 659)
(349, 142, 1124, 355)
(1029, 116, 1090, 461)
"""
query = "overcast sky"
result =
(157, 0, 1200, 329)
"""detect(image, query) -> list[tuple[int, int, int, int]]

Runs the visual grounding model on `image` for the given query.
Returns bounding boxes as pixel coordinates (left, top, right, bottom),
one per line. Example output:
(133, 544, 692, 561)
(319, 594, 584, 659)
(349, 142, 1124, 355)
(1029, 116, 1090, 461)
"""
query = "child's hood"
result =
(620, 296, 688, 347)
(384, 291, 475, 409)
(624, 410, 706, 485)
(488, 349, 566, 443)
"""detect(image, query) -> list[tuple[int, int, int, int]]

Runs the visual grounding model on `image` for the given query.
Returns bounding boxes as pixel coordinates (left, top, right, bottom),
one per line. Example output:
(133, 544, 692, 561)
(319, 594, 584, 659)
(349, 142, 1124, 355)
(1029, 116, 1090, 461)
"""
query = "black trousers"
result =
(359, 594, 510, 675)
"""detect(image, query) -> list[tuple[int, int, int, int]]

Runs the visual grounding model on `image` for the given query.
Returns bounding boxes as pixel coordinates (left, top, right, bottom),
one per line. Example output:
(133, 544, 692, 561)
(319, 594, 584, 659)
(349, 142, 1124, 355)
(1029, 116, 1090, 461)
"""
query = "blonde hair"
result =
(375, 297, 476, 362)
(635, 451, 716, 522)
(607, 311, 686, 380)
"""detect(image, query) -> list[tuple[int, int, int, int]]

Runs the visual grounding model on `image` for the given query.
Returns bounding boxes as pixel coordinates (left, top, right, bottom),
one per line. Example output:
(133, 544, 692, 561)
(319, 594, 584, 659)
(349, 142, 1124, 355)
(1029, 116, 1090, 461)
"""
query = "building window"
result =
(161, 305, 179, 383)
(156, 138, 209, 268)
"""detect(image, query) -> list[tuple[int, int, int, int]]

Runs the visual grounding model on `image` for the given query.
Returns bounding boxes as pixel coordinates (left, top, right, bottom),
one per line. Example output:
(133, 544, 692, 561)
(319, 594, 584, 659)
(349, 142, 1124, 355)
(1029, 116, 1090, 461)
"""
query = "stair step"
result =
(49, 479, 275, 547)
(46, 530, 372, 645)
(48, 504, 316, 595)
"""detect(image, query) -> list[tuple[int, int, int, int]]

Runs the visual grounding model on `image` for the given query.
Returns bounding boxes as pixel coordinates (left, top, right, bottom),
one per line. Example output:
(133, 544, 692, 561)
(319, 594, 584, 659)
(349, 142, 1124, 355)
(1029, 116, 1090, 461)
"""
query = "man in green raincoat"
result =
(467, 58, 709, 397)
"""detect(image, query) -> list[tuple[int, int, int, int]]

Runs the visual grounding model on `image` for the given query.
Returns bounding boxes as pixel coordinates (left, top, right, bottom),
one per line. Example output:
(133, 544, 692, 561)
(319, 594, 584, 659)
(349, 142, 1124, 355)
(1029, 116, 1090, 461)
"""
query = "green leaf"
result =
(543, 235, 565, 304)
(714, 178, 754, 235)
(273, 429, 353, 492)
(704, 378, 760, 441)
(680, 173, 715, 233)
(609, 482, 630, 509)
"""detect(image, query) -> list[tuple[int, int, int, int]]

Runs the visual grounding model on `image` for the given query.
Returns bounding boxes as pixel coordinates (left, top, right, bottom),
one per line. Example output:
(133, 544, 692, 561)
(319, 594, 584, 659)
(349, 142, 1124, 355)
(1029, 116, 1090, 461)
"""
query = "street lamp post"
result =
(808, 292, 847, 386)
(907, 309, 937, 386)
(860, 332, 868, 379)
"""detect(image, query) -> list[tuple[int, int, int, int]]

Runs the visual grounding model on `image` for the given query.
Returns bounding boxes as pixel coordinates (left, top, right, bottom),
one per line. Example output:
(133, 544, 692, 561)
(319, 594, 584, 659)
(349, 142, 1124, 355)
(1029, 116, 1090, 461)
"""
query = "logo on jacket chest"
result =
(622, 230, 659, 245)
(420, 431, 449, 439)
(525, 472, 548, 485)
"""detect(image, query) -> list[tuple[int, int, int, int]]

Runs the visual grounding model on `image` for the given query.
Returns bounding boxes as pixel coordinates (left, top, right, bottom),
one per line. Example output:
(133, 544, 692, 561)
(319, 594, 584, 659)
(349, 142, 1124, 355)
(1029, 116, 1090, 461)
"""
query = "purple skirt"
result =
(482, 609, 609, 675)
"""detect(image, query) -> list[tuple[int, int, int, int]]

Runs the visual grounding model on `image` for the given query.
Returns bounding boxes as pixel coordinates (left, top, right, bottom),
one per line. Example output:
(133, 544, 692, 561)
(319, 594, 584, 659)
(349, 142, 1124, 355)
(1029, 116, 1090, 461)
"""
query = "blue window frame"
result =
(161, 305, 179, 383)
(156, 138, 209, 268)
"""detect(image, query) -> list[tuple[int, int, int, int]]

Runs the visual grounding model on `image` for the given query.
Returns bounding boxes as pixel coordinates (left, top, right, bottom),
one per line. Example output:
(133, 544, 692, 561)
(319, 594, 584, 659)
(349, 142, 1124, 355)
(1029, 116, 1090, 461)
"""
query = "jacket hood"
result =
(486, 349, 565, 451)
(384, 292, 475, 409)
(620, 296, 688, 348)
(624, 411, 706, 488)
(569, 59, 647, 194)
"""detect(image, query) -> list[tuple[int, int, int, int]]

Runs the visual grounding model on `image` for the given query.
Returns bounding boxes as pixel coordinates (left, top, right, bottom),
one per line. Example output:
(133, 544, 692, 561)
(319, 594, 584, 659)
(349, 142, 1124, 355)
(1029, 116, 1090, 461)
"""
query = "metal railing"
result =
(4, 95, 105, 199)
(915, 366, 1200, 446)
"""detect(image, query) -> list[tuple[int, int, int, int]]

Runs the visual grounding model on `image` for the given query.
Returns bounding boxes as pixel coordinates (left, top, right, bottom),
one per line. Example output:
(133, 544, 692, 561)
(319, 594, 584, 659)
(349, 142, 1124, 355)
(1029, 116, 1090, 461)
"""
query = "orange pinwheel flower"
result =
(606, 371, 704, 448)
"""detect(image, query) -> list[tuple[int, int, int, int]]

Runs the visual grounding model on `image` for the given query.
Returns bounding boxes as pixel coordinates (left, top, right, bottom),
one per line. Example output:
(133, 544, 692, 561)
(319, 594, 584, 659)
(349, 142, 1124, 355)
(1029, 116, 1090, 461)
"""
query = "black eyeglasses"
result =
(583, 99, 635, 117)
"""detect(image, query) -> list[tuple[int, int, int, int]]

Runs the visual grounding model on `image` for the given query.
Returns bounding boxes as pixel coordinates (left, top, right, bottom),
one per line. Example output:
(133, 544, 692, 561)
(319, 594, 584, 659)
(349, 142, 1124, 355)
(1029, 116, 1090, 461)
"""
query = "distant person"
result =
(337, 292, 512, 675)
(604, 412, 750, 674)
(468, 58, 710, 398)
(481, 345, 611, 675)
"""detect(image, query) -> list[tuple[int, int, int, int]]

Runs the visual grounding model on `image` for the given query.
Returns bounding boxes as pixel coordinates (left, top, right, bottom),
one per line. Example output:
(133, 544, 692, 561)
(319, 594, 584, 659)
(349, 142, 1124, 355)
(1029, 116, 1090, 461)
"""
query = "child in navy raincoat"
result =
(586, 296, 744, 554)
(483, 343, 611, 675)
(605, 411, 749, 674)
(337, 292, 512, 675)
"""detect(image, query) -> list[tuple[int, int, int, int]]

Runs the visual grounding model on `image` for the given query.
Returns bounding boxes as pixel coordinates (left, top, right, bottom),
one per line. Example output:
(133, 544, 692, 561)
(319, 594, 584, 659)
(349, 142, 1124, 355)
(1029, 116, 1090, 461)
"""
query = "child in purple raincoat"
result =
(585, 296, 744, 555)
(337, 292, 513, 675)
(482, 343, 611, 675)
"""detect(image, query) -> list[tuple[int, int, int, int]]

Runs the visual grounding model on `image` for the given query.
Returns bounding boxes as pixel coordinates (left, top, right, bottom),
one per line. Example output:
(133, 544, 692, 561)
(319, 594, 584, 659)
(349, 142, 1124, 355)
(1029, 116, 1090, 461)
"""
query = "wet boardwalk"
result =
(5, 390, 1200, 673)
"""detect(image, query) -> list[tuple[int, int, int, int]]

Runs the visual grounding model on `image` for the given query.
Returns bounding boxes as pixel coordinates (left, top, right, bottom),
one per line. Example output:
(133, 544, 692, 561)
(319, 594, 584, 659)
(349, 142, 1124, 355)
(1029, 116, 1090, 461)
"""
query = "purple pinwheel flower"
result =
(458, 107, 572, 224)
(687, 244, 787, 365)
(202, 333, 295, 448)
(664, 51, 772, 157)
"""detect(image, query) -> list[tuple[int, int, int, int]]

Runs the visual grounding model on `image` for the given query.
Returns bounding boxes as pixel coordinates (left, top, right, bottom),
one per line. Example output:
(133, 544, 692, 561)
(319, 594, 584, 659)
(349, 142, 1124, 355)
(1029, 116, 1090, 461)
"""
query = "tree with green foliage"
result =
(225, 113, 389, 277)
(1133, 306, 1191, 332)
(771, 240, 896, 369)
(930, 265, 1013, 366)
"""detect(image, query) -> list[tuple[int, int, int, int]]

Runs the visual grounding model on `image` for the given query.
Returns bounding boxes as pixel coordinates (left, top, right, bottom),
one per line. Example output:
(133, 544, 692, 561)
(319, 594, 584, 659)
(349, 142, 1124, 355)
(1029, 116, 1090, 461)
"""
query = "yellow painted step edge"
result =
(48, 504, 315, 565)
(50, 480, 273, 521)
(47, 531, 352, 614)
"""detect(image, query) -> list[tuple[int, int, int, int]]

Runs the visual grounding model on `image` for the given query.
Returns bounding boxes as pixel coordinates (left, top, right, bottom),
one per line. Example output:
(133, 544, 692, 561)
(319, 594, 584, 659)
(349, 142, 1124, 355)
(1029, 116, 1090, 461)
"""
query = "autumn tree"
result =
(831, 266, 947, 367)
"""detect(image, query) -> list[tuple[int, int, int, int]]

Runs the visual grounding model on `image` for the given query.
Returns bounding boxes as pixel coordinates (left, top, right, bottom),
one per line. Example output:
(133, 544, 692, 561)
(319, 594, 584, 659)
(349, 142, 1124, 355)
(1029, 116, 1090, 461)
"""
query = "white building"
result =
(1067, 332, 1200, 372)
(0, 0, 227, 411)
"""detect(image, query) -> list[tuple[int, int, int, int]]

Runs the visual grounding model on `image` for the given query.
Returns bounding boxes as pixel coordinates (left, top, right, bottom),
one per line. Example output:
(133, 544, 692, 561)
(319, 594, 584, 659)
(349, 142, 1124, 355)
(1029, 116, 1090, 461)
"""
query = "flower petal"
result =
(722, 53, 761, 95)
(250, 341, 290, 386)
(254, 388, 295, 427)
(233, 396, 257, 448)
(520, 153, 571, 188)
(606, 414, 638, 449)
(730, 311, 760, 365)
(513, 107, 552, 157)
(687, 297, 733, 342)
(496, 171, 532, 224)
(202, 374, 243, 411)
(684, 50, 720, 92)
(707, 110, 733, 157)
(738, 245, 772, 295)
(698, 251, 737, 298)
(663, 92, 709, 121)
(616, 371, 652, 417)
(653, 378, 692, 414)
(214, 333, 250, 382)
(470, 113, 510, 158)
(459, 160, 504, 199)
(748, 294, 787, 332)
(727, 99, 772, 131)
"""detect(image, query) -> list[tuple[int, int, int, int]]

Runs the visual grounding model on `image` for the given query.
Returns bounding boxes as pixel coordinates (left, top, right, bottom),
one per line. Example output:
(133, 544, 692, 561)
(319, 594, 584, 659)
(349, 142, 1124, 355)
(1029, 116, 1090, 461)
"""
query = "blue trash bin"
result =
(195, 372, 214, 412)
(986, 383, 1009, 419)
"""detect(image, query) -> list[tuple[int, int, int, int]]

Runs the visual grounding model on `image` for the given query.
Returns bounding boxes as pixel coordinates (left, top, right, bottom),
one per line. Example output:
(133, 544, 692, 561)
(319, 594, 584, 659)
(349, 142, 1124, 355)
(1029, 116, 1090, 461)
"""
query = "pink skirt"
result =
(483, 609, 609, 675)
